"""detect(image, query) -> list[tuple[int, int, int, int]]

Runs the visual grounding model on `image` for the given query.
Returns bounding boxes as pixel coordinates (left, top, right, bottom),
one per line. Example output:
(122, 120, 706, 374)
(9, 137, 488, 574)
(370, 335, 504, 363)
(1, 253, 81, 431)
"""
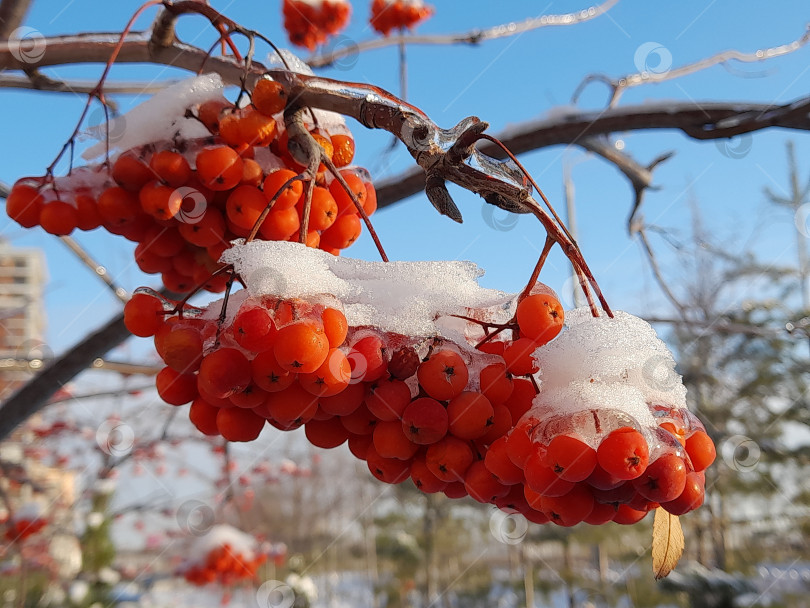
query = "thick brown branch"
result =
(0, 312, 132, 439)
(374, 97, 810, 209)
(308, 0, 620, 68)
(0, 31, 259, 84)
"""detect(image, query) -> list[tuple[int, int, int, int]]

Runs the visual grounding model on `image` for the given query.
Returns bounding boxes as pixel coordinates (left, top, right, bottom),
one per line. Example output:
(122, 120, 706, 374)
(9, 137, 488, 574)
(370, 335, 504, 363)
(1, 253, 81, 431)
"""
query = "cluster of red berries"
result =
(3, 517, 46, 543)
(6, 78, 375, 294)
(369, 0, 434, 36)
(183, 543, 266, 587)
(126, 277, 715, 526)
(282, 0, 352, 50)
(281, 0, 434, 49)
(502, 408, 715, 526)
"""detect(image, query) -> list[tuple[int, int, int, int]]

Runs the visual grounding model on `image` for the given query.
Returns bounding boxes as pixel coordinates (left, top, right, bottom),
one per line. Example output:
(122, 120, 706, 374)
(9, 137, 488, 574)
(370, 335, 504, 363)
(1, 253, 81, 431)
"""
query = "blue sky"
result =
(2, 0, 809, 357)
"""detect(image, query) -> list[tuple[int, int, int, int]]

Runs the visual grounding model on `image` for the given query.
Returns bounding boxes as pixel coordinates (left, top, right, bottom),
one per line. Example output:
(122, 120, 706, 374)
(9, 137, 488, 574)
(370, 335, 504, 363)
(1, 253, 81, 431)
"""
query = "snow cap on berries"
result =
(526, 307, 688, 445)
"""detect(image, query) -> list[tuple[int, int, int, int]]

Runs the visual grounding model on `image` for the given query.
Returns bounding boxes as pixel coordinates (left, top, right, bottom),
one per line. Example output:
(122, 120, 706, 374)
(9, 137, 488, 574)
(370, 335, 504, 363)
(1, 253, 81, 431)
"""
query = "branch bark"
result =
(0, 312, 131, 439)
(374, 97, 810, 209)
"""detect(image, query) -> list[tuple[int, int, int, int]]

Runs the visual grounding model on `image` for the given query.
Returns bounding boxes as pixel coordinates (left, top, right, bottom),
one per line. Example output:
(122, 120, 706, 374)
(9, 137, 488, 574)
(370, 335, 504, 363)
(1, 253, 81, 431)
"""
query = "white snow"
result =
(220, 240, 508, 337)
(82, 74, 226, 161)
(187, 524, 257, 565)
(525, 307, 689, 448)
(266, 49, 349, 135)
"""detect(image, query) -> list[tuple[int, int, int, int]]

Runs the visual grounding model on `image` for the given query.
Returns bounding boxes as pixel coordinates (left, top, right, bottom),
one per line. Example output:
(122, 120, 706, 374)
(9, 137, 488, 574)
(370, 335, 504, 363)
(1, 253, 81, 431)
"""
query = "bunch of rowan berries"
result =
(6, 76, 374, 294)
(125, 274, 715, 527)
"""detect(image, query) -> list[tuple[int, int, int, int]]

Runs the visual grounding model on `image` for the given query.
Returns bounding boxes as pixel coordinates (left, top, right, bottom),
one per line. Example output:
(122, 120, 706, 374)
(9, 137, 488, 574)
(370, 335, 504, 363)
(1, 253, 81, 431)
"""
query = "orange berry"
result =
(226, 185, 267, 231)
(240, 158, 264, 187)
(139, 181, 181, 221)
(321, 307, 348, 347)
(197, 98, 231, 133)
(273, 321, 329, 373)
(329, 171, 367, 216)
(39, 201, 78, 235)
(198, 348, 252, 399)
(74, 192, 102, 231)
(149, 150, 191, 187)
(319, 213, 361, 250)
(188, 398, 220, 435)
(417, 349, 469, 401)
(516, 292, 564, 346)
(111, 153, 153, 192)
(503, 338, 540, 376)
(124, 292, 165, 337)
(298, 348, 351, 397)
(216, 407, 265, 442)
(196, 146, 243, 191)
(262, 169, 303, 209)
(251, 350, 296, 393)
(307, 187, 338, 231)
(259, 207, 300, 241)
(156, 366, 198, 405)
(252, 78, 288, 116)
(330, 134, 355, 167)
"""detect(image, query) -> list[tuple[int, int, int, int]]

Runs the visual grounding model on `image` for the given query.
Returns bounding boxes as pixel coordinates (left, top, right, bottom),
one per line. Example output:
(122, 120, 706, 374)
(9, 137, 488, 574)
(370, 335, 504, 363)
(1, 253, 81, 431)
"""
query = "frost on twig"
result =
(573, 24, 810, 107)
(307, 0, 620, 68)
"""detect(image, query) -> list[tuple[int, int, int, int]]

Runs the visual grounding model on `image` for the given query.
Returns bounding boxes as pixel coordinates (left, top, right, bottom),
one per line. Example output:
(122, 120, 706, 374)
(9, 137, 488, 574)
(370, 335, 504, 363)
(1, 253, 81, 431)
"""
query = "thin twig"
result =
(59, 235, 128, 303)
(308, 0, 621, 68)
(572, 24, 810, 107)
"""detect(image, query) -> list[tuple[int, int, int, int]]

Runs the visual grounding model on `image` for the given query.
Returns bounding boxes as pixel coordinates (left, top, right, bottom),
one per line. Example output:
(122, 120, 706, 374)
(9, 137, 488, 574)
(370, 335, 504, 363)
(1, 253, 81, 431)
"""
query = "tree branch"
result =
(307, 0, 620, 68)
(573, 24, 810, 107)
(0, 72, 176, 94)
(374, 97, 810, 209)
(0, 311, 132, 439)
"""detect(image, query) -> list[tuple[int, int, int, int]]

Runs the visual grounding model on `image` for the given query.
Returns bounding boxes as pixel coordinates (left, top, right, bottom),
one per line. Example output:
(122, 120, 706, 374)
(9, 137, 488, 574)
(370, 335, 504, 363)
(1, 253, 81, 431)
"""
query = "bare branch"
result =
(59, 235, 129, 303)
(0, 72, 176, 94)
(636, 226, 688, 317)
(646, 317, 789, 338)
(573, 24, 810, 107)
(307, 0, 620, 68)
(0, 311, 132, 439)
(374, 97, 810, 209)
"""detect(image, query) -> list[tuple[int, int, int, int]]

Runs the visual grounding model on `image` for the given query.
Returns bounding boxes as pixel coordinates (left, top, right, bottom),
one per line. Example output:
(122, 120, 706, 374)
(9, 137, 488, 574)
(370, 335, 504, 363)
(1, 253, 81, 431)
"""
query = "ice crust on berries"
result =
(220, 240, 508, 337)
(267, 49, 349, 135)
(526, 307, 688, 446)
(82, 74, 225, 161)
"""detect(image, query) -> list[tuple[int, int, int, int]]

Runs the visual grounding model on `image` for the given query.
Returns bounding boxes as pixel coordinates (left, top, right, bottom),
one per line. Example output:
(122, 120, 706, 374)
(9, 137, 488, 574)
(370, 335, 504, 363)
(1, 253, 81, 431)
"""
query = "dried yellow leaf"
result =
(652, 508, 684, 579)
